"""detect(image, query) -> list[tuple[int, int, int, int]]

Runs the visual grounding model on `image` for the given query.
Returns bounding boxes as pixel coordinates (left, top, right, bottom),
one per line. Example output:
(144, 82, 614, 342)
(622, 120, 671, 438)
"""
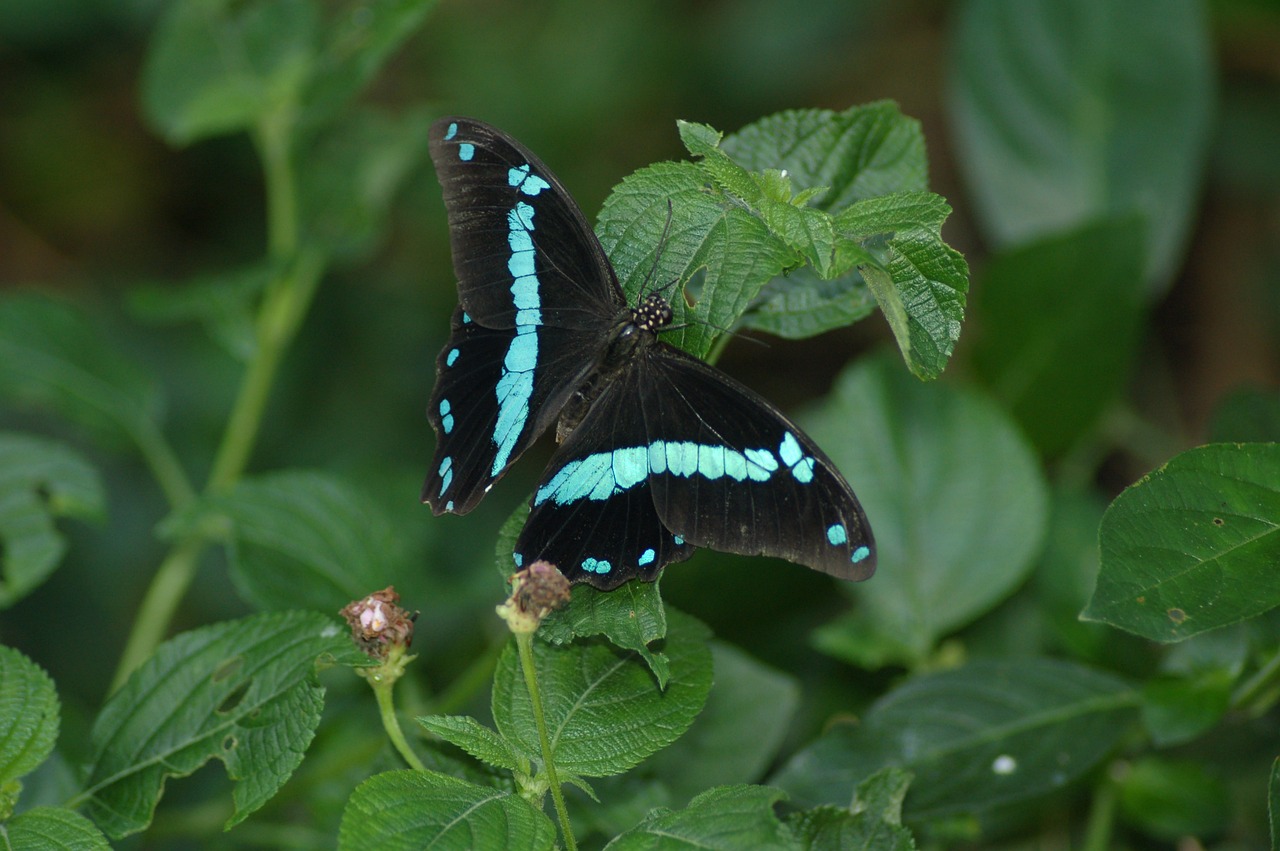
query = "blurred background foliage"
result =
(2, 0, 1280, 845)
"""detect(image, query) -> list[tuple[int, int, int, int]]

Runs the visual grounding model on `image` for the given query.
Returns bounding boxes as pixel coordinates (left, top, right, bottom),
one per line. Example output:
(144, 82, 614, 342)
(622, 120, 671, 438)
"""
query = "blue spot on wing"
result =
(458, 143, 475, 161)
(440, 399, 455, 434)
(826, 523, 847, 545)
(444, 122, 458, 140)
(638, 548, 655, 566)
(851, 545, 870, 564)
(490, 200, 543, 476)
(438, 456, 453, 496)
(447, 348, 460, 367)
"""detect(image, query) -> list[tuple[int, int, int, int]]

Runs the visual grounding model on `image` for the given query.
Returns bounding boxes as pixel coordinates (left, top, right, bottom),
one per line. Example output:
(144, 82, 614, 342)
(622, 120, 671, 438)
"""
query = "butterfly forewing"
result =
(424, 118, 627, 514)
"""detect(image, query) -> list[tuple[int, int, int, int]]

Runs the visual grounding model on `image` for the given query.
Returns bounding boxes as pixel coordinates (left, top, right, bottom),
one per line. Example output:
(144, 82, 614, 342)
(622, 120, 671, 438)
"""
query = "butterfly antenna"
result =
(638, 200, 677, 301)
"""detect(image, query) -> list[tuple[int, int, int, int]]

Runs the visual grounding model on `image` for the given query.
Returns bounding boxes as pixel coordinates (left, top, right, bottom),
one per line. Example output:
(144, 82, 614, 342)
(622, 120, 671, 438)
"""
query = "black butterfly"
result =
(422, 117, 875, 591)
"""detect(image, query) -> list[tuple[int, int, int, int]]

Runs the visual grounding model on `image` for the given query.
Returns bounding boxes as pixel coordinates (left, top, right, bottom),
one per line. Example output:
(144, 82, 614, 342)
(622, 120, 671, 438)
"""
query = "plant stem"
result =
(110, 536, 203, 691)
(1081, 766, 1119, 851)
(370, 648, 425, 771)
(515, 632, 577, 851)
(1233, 646, 1280, 714)
(131, 420, 196, 510)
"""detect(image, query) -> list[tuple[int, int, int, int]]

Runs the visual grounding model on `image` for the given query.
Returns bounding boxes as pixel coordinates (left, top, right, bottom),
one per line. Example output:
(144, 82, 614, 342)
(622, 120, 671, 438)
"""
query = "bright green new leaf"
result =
(804, 356, 1047, 668)
(492, 609, 712, 778)
(972, 216, 1146, 456)
(142, 0, 319, 144)
(0, 646, 60, 787)
(0, 434, 104, 608)
(202, 470, 406, 612)
(2, 807, 110, 851)
(1084, 443, 1280, 641)
(82, 611, 366, 837)
(338, 769, 556, 850)
(606, 785, 799, 851)
(772, 659, 1138, 820)
(948, 0, 1214, 291)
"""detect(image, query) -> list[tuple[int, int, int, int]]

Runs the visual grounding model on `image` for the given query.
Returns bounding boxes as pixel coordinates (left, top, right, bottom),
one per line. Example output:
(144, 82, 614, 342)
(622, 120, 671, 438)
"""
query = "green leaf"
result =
(0, 294, 163, 450)
(742, 265, 878, 339)
(838, 193, 969, 380)
(948, 0, 1215, 290)
(0, 646, 60, 786)
(0, 433, 104, 608)
(644, 642, 799, 802)
(1140, 672, 1233, 747)
(301, 0, 439, 129)
(722, 102, 928, 208)
(1211, 387, 1280, 443)
(539, 583, 670, 687)
(205, 470, 405, 612)
(788, 768, 917, 851)
(2, 807, 110, 850)
(299, 105, 434, 260)
(338, 769, 556, 850)
(127, 265, 270, 362)
(416, 715, 520, 771)
(141, 0, 318, 144)
(804, 356, 1047, 667)
(83, 611, 365, 837)
(492, 609, 712, 778)
(1117, 757, 1231, 840)
(971, 217, 1146, 455)
(1271, 757, 1280, 851)
(606, 785, 799, 851)
(1083, 443, 1280, 641)
(772, 658, 1139, 820)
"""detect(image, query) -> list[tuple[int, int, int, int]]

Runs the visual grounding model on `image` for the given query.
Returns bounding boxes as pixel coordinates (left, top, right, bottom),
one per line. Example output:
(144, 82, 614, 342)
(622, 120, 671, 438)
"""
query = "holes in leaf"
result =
(1212, 517, 1225, 526)
(1167, 608, 1187, 625)
(222, 734, 238, 753)
(211, 655, 244, 683)
(217, 680, 251, 715)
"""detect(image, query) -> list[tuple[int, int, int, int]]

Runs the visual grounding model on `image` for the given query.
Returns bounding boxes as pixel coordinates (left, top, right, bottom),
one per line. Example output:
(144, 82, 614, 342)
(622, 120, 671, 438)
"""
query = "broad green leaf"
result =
(744, 265, 878, 339)
(0, 434, 104, 608)
(0, 646, 59, 786)
(772, 659, 1139, 820)
(299, 105, 434, 261)
(0, 294, 163, 450)
(722, 103, 928, 209)
(301, 0, 439, 129)
(838, 193, 968, 379)
(1117, 757, 1231, 840)
(142, 0, 318, 144)
(415, 715, 520, 771)
(971, 217, 1146, 455)
(204, 470, 404, 612)
(605, 785, 799, 851)
(338, 769, 556, 851)
(787, 768, 917, 851)
(492, 609, 712, 778)
(597, 160, 796, 360)
(494, 501, 528, 581)
(644, 642, 799, 802)
(1271, 757, 1280, 851)
(127, 265, 270, 362)
(1210, 387, 1280, 443)
(1083, 443, 1280, 641)
(1140, 673, 1232, 747)
(805, 356, 1047, 668)
(541, 582, 670, 687)
(83, 611, 365, 837)
(2, 807, 110, 851)
(948, 0, 1214, 290)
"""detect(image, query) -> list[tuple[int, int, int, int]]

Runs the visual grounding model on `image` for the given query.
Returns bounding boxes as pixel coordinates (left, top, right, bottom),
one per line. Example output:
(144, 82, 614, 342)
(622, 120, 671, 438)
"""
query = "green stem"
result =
(516, 632, 577, 851)
(371, 648, 425, 771)
(110, 536, 203, 692)
(131, 420, 196, 510)
(1081, 765, 1119, 851)
(1232, 646, 1280, 714)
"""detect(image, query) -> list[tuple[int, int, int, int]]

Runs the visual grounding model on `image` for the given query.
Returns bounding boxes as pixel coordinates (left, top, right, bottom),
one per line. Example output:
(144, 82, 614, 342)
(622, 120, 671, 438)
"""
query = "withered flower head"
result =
(340, 586, 416, 658)
(497, 561, 571, 633)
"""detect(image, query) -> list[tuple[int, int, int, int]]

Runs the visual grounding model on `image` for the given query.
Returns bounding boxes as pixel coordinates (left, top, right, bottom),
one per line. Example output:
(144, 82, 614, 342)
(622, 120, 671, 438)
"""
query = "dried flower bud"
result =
(496, 560, 571, 633)
(340, 586, 416, 658)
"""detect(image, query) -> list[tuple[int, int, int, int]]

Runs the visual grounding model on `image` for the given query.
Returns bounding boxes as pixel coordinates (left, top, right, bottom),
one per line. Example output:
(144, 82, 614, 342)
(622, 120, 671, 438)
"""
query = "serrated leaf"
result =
(0, 434, 104, 608)
(0, 294, 164, 451)
(972, 217, 1146, 455)
(299, 105, 434, 261)
(788, 768, 917, 851)
(644, 642, 798, 802)
(207, 470, 405, 612)
(539, 583, 670, 687)
(0, 646, 60, 786)
(127, 265, 270, 362)
(948, 0, 1214, 290)
(803, 355, 1047, 668)
(2, 807, 110, 850)
(743, 265, 878, 339)
(1083, 443, 1280, 641)
(772, 659, 1139, 820)
(301, 0, 439, 130)
(83, 611, 365, 837)
(141, 0, 318, 144)
(607, 785, 799, 851)
(492, 609, 712, 778)
(338, 769, 556, 850)
(838, 193, 968, 380)
(416, 715, 520, 771)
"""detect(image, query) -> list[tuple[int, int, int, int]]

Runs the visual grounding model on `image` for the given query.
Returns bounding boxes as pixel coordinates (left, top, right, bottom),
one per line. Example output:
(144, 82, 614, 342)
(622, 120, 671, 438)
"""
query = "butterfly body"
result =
(424, 117, 875, 590)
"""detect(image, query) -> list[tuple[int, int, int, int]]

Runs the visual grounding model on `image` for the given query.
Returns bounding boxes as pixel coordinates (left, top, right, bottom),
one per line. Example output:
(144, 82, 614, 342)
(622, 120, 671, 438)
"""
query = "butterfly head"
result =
(633, 293, 673, 334)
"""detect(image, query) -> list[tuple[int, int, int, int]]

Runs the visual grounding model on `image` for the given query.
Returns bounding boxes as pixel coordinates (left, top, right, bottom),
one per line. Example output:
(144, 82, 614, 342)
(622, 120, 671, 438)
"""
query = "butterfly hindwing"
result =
(424, 118, 627, 514)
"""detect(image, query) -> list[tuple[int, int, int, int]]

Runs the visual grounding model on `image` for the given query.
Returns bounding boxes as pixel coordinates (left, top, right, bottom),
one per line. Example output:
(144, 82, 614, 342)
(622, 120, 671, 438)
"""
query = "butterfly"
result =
(422, 117, 875, 591)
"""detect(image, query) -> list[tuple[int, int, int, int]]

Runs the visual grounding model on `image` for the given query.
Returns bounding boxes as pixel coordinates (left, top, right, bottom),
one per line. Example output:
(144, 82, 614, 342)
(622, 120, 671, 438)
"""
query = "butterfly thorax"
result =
(554, 293, 674, 443)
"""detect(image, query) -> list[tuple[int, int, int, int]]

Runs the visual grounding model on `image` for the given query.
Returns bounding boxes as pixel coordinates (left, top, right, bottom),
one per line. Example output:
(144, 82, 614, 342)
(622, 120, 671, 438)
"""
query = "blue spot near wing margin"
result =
(446, 348, 460, 367)
(851, 546, 870, 564)
(638, 548, 655, 566)
(458, 143, 475, 161)
(444, 122, 458, 140)
(582, 557, 611, 574)
(438, 456, 453, 496)
(439, 399, 454, 434)
(826, 523, 847, 546)
(508, 163, 551, 196)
